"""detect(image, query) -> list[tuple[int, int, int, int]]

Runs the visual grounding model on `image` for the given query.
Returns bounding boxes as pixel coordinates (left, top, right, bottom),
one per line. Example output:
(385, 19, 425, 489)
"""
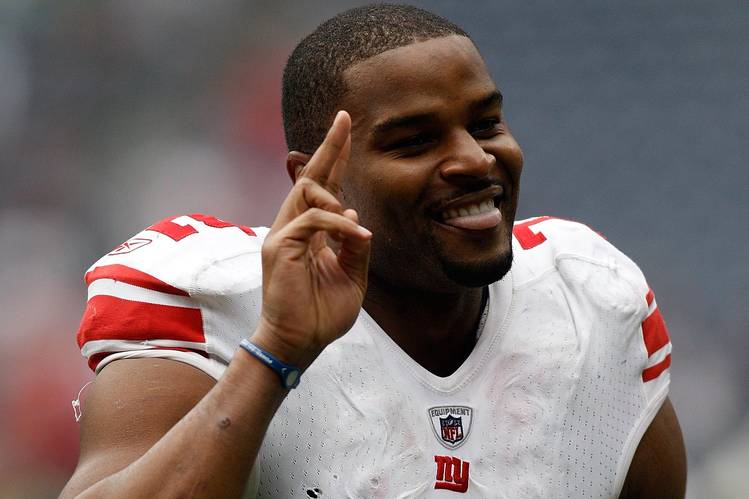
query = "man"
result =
(62, 4, 686, 498)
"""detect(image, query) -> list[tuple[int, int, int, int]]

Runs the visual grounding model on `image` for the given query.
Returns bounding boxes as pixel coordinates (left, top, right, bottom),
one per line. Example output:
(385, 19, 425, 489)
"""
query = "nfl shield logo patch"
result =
(428, 406, 473, 449)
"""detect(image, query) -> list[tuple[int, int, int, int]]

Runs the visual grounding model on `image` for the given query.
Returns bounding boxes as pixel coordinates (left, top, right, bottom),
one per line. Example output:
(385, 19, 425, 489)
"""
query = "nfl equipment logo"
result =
(428, 406, 473, 449)
(440, 415, 464, 444)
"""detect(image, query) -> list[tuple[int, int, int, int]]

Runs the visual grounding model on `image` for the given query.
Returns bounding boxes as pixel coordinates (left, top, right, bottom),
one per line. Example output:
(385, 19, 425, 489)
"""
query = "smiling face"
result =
(339, 35, 523, 291)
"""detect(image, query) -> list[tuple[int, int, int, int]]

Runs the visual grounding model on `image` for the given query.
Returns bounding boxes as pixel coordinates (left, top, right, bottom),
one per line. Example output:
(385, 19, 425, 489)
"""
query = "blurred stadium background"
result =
(0, 1, 746, 497)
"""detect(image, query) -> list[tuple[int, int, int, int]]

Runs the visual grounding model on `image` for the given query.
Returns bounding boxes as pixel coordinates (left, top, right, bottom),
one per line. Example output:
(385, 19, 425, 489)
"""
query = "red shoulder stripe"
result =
(645, 289, 655, 307)
(642, 354, 671, 382)
(85, 264, 189, 297)
(642, 307, 670, 356)
(76, 295, 204, 349)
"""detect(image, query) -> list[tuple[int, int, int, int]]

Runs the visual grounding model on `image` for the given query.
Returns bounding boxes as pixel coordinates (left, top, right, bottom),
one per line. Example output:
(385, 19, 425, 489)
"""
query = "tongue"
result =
(443, 207, 502, 230)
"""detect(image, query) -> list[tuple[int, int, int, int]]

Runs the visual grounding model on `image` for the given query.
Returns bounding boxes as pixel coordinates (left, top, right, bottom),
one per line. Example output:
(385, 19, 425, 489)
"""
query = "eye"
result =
(388, 133, 438, 156)
(469, 117, 502, 138)
(393, 133, 435, 149)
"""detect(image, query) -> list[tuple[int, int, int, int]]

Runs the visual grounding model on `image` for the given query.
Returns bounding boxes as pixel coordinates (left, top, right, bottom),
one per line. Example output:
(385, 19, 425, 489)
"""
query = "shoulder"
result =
(510, 216, 664, 372)
(86, 214, 268, 295)
(78, 214, 268, 374)
(512, 216, 640, 274)
(511, 216, 649, 302)
(511, 217, 673, 394)
(511, 217, 678, 496)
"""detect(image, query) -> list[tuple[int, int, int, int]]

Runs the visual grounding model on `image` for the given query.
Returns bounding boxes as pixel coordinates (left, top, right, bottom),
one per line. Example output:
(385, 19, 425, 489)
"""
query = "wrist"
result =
(239, 339, 302, 389)
(249, 321, 322, 371)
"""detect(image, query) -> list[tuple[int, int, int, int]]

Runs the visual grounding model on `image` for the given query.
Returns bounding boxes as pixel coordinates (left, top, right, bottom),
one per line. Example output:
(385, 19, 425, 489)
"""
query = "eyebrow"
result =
(371, 113, 437, 136)
(470, 90, 503, 113)
(370, 90, 504, 137)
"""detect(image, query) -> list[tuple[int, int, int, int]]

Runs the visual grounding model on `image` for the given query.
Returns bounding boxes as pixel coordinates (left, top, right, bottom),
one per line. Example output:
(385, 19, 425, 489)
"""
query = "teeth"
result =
(443, 199, 497, 220)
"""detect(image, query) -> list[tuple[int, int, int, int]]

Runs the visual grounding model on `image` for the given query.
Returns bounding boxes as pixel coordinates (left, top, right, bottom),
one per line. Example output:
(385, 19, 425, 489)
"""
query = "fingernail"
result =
(358, 226, 372, 237)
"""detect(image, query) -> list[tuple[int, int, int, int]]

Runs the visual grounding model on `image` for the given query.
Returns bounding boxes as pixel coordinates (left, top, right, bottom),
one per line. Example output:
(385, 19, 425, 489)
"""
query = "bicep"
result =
(620, 397, 687, 499)
(62, 358, 216, 497)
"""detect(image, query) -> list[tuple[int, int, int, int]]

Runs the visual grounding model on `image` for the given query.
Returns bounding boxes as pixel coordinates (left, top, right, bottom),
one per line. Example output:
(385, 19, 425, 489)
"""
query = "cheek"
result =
(487, 137, 523, 202)
(511, 149, 524, 181)
(502, 137, 524, 180)
(376, 172, 432, 233)
(364, 181, 413, 232)
(341, 176, 386, 230)
(343, 162, 428, 227)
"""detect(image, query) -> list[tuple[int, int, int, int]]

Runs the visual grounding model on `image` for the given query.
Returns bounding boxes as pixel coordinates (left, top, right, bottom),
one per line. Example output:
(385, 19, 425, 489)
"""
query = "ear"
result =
(286, 151, 312, 183)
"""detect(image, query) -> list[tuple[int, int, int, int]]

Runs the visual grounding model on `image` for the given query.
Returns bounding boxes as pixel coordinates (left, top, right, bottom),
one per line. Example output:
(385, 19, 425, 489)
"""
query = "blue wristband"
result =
(239, 339, 301, 389)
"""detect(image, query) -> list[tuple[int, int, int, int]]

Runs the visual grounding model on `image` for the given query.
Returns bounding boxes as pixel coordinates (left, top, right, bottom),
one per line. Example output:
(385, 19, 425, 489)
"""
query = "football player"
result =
(62, 4, 686, 498)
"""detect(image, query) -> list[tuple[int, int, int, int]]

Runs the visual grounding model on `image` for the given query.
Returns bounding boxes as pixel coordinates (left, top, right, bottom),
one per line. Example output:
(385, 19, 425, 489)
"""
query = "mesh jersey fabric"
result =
(76, 214, 672, 498)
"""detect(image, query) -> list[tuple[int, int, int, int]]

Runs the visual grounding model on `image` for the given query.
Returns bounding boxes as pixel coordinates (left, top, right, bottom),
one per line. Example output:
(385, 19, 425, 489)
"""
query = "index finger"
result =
(301, 110, 351, 187)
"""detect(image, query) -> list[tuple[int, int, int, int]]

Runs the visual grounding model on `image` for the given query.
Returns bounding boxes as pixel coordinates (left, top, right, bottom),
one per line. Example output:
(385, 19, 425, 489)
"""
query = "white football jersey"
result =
(77, 214, 671, 498)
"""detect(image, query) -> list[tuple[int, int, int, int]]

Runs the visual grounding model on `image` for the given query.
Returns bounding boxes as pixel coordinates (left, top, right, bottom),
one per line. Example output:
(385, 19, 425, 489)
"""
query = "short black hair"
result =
(281, 3, 469, 153)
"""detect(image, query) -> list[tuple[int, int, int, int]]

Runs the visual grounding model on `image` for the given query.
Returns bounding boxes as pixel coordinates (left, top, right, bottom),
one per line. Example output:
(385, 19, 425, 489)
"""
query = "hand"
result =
(252, 111, 371, 369)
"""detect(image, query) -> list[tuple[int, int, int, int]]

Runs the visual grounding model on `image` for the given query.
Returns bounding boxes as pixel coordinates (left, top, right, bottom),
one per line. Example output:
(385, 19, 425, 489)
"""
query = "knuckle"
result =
(304, 207, 324, 221)
(308, 188, 342, 212)
(324, 197, 343, 213)
(293, 178, 313, 194)
(303, 179, 328, 198)
(311, 209, 333, 223)
(261, 240, 275, 257)
(262, 233, 278, 247)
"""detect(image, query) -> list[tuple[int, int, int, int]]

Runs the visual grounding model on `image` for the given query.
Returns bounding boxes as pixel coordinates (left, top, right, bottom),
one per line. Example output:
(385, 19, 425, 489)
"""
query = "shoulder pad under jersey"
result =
(511, 216, 671, 396)
(77, 214, 268, 376)
(511, 216, 643, 290)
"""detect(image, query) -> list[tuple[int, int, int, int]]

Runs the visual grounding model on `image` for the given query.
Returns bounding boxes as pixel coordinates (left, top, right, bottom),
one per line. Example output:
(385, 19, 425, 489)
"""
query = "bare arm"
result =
(619, 397, 687, 499)
(62, 111, 371, 498)
(61, 354, 286, 498)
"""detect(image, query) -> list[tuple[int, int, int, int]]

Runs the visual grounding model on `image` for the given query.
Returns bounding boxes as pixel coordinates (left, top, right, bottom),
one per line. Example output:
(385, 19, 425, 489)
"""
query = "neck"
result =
(363, 275, 487, 377)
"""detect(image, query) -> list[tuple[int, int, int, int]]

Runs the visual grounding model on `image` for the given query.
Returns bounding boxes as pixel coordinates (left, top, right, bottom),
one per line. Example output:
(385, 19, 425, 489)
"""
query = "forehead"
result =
(341, 35, 496, 128)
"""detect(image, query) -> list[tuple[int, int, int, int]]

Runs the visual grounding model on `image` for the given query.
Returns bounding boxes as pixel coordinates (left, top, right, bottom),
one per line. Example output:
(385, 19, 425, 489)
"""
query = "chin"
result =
(441, 249, 514, 288)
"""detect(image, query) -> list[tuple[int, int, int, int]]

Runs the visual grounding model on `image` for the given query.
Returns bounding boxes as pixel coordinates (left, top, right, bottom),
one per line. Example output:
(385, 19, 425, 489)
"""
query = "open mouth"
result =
(433, 187, 504, 231)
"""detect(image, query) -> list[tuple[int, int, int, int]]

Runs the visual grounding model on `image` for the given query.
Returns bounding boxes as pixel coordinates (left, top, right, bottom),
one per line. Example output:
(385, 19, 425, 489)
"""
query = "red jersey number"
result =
(147, 214, 256, 242)
(514, 216, 606, 250)
(513, 216, 554, 250)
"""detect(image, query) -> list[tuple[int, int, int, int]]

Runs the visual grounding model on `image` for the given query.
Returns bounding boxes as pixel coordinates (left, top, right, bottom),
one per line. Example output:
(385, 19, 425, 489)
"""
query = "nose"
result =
(439, 131, 495, 180)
